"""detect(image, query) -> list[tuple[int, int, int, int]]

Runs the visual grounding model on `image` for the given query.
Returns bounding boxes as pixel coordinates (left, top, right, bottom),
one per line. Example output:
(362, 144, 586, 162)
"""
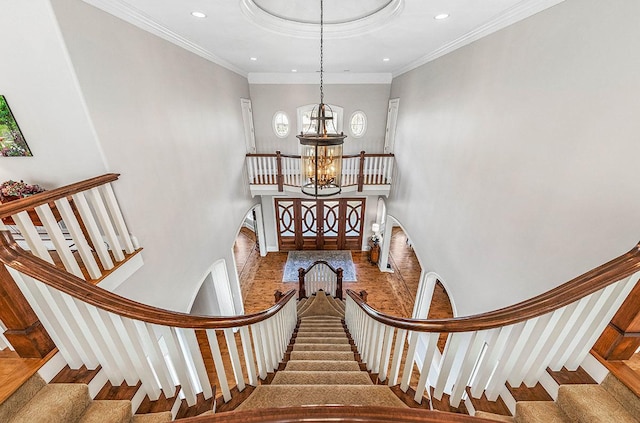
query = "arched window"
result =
(272, 111, 290, 138)
(349, 111, 367, 138)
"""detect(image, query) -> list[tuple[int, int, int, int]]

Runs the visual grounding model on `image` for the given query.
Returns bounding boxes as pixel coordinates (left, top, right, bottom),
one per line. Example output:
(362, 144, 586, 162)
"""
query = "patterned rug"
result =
(283, 250, 357, 282)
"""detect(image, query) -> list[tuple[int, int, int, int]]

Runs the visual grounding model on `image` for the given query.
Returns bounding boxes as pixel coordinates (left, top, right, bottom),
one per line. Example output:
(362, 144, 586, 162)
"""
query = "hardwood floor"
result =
(235, 226, 454, 320)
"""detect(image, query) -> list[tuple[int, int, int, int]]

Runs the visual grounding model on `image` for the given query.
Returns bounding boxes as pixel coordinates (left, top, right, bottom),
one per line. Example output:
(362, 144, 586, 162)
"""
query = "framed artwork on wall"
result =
(0, 95, 32, 157)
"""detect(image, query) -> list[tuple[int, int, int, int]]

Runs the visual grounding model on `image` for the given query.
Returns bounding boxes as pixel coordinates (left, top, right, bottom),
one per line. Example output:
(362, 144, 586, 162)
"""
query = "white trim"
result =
(393, 0, 567, 77)
(240, 0, 404, 39)
(272, 111, 290, 138)
(248, 72, 392, 85)
(82, 0, 246, 77)
(349, 110, 367, 138)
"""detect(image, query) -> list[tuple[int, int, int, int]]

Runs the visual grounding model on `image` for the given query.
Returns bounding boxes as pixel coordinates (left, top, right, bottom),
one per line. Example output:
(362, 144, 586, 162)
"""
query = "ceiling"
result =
(83, 0, 564, 82)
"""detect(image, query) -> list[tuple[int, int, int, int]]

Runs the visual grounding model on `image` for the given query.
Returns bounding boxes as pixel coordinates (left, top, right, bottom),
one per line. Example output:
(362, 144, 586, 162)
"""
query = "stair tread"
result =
(290, 351, 355, 361)
(9, 383, 90, 423)
(78, 400, 131, 423)
(515, 401, 568, 423)
(602, 373, 640, 419)
(131, 412, 173, 422)
(475, 411, 515, 422)
(0, 373, 46, 423)
(271, 371, 372, 385)
(236, 385, 408, 410)
(558, 384, 638, 423)
(292, 344, 353, 352)
(285, 360, 361, 372)
(293, 337, 350, 344)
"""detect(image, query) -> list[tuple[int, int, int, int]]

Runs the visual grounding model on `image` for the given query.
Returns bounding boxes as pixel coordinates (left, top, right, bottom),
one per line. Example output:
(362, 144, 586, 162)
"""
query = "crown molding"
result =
(240, 0, 403, 39)
(248, 73, 393, 85)
(393, 0, 566, 77)
(82, 0, 247, 77)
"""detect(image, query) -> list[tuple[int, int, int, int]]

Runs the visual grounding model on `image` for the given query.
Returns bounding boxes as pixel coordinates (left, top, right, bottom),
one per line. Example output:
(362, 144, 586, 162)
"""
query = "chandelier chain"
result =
(320, 0, 324, 104)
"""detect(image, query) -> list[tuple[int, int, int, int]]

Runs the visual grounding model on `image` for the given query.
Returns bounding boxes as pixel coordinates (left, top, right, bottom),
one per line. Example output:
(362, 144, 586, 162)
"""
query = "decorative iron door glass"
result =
(0, 96, 32, 157)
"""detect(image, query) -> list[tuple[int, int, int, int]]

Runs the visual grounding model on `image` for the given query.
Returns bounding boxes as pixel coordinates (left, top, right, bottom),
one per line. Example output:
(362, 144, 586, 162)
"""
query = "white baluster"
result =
(506, 314, 555, 387)
(372, 323, 385, 374)
(12, 211, 53, 263)
(224, 328, 246, 391)
(35, 204, 83, 278)
(250, 323, 267, 380)
(101, 184, 135, 253)
(414, 332, 439, 403)
(240, 326, 258, 386)
(72, 192, 114, 270)
(205, 329, 231, 402)
(156, 326, 196, 406)
(378, 325, 394, 382)
(449, 331, 489, 407)
(259, 320, 275, 371)
(470, 327, 511, 397)
(136, 322, 175, 395)
(433, 332, 474, 401)
(177, 328, 214, 398)
(54, 198, 101, 279)
(485, 322, 526, 401)
(389, 329, 407, 386)
(116, 316, 161, 400)
(86, 188, 124, 261)
(400, 331, 419, 392)
(94, 308, 139, 385)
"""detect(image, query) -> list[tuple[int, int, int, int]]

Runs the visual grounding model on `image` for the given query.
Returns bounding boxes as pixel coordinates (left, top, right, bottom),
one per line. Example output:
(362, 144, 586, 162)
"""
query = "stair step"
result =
(0, 373, 46, 423)
(131, 412, 173, 422)
(294, 337, 350, 344)
(271, 371, 372, 385)
(601, 373, 640, 418)
(300, 316, 343, 321)
(475, 411, 514, 422)
(78, 400, 131, 423)
(292, 344, 352, 352)
(296, 332, 346, 337)
(235, 385, 408, 410)
(290, 351, 355, 361)
(557, 384, 637, 423)
(9, 383, 90, 423)
(515, 401, 568, 423)
(285, 360, 361, 372)
(297, 326, 344, 331)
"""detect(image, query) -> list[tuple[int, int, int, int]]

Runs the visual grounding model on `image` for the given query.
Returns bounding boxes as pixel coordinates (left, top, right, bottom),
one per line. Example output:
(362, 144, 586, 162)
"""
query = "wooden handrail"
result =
(0, 231, 296, 329)
(347, 242, 640, 333)
(177, 405, 496, 422)
(0, 173, 120, 218)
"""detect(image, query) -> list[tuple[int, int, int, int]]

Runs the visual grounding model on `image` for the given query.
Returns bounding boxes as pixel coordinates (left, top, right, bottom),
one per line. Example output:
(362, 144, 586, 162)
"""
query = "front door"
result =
(275, 198, 365, 251)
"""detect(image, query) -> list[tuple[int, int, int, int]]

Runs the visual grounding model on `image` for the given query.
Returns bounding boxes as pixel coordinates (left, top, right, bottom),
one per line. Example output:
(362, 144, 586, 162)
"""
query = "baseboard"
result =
(581, 353, 609, 384)
(37, 351, 67, 383)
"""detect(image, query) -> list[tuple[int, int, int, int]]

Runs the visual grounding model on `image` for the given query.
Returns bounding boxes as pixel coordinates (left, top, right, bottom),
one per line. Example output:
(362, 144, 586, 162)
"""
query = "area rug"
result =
(283, 250, 357, 282)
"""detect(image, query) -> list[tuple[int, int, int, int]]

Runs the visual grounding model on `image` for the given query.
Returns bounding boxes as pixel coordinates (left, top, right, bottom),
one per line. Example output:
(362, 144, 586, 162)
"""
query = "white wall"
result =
(389, 0, 640, 316)
(249, 84, 390, 155)
(0, 0, 107, 186)
(44, 0, 253, 311)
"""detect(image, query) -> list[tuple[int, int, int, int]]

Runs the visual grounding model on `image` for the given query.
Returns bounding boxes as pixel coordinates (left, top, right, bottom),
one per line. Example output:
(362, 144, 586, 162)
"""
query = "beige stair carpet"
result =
(284, 360, 361, 372)
(0, 373, 46, 422)
(514, 401, 568, 423)
(289, 351, 355, 361)
(9, 383, 90, 423)
(292, 344, 353, 352)
(293, 336, 350, 344)
(557, 384, 638, 423)
(601, 373, 640, 418)
(131, 411, 173, 422)
(298, 291, 344, 318)
(271, 371, 372, 385)
(78, 400, 131, 423)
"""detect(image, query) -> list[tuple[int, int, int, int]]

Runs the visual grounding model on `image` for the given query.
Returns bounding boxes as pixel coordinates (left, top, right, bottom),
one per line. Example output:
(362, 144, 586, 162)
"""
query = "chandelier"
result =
(297, 0, 346, 197)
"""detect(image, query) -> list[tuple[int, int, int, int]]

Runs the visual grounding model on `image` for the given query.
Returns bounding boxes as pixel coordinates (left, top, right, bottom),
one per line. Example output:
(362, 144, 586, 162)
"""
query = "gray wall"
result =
(249, 84, 390, 155)
(3, 0, 254, 312)
(389, 0, 640, 315)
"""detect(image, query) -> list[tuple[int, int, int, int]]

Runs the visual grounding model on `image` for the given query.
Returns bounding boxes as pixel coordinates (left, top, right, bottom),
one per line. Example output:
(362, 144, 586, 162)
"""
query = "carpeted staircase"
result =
(236, 290, 408, 410)
(0, 372, 171, 423)
(476, 372, 640, 422)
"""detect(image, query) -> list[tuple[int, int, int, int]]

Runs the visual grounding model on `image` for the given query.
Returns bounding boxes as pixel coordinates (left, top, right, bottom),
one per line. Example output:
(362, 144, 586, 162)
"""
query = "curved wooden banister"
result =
(177, 405, 495, 422)
(347, 242, 640, 333)
(298, 260, 344, 300)
(302, 259, 340, 274)
(0, 230, 296, 329)
(0, 173, 120, 218)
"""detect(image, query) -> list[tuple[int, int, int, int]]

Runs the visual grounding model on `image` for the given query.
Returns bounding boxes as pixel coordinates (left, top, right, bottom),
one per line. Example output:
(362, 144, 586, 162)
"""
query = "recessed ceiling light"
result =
(191, 11, 207, 18)
(291, 69, 298, 73)
(382, 58, 390, 62)
(250, 57, 258, 61)
(434, 13, 450, 20)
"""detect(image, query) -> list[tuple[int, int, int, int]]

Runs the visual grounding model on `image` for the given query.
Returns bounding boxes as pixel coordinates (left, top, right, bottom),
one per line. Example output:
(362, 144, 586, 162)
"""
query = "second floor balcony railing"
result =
(246, 151, 395, 196)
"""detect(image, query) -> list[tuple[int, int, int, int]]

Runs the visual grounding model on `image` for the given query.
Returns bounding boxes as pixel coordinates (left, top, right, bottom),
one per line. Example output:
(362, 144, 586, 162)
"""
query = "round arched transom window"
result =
(273, 111, 290, 138)
(349, 111, 367, 138)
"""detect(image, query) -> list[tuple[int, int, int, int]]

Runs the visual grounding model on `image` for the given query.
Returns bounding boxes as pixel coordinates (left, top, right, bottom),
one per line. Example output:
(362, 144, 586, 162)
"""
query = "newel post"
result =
(336, 268, 343, 300)
(274, 290, 284, 303)
(298, 267, 306, 300)
(358, 290, 368, 303)
(357, 151, 366, 192)
(276, 150, 284, 192)
(593, 280, 640, 360)
(0, 265, 55, 358)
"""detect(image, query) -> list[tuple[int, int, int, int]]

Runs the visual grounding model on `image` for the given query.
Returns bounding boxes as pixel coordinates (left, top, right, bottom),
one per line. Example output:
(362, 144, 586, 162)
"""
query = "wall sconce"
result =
(371, 223, 380, 241)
